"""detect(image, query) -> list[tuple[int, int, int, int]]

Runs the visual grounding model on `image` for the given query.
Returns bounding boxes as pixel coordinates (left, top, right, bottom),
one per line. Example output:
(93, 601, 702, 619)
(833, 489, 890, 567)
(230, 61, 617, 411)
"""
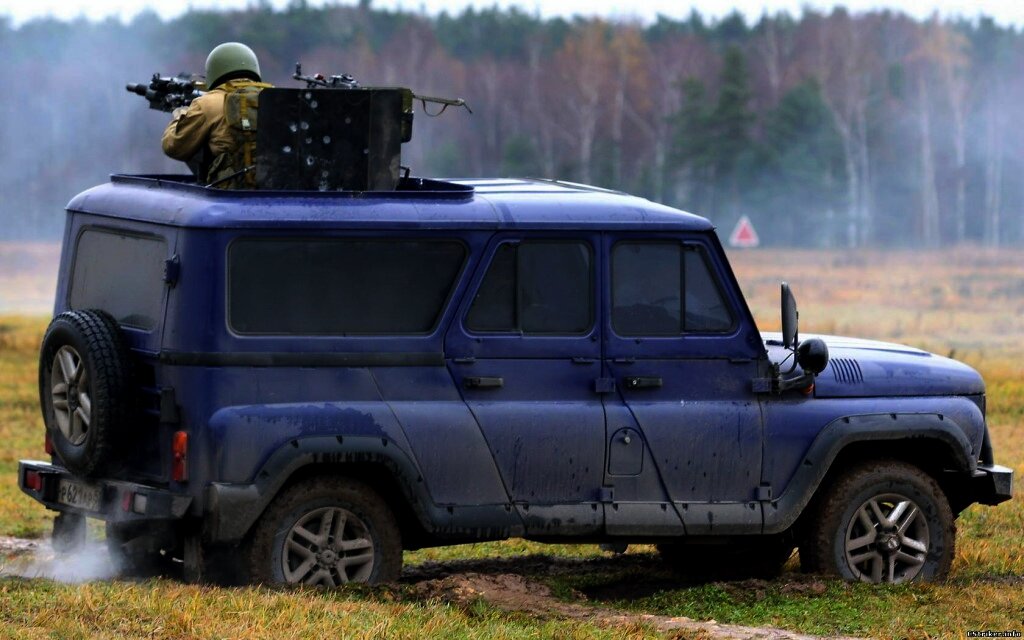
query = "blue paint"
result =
(22, 174, 1009, 550)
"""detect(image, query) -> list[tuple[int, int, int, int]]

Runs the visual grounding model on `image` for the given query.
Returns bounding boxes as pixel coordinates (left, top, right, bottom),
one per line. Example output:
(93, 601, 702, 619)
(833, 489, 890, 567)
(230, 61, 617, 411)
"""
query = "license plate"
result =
(57, 479, 102, 512)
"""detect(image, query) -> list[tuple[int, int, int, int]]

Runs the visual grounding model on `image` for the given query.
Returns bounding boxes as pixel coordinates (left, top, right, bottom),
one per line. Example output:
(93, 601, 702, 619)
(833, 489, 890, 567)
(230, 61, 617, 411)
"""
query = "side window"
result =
(69, 229, 167, 330)
(684, 249, 733, 332)
(466, 241, 592, 334)
(612, 242, 681, 336)
(612, 241, 733, 336)
(229, 239, 466, 335)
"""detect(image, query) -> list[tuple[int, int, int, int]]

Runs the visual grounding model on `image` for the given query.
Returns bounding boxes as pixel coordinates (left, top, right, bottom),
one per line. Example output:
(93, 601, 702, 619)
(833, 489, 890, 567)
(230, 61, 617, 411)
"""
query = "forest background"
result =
(1, 0, 1022, 247)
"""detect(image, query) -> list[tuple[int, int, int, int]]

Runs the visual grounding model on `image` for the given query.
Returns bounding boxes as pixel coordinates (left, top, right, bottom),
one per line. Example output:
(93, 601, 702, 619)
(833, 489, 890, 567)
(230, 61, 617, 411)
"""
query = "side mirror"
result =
(797, 338, 829, 374)
(781, 282, 798, 349)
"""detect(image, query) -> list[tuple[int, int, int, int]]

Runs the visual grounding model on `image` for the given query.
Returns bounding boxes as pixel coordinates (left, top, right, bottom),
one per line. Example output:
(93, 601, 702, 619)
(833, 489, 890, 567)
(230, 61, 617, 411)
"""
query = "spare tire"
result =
(39, 310, 133, 477)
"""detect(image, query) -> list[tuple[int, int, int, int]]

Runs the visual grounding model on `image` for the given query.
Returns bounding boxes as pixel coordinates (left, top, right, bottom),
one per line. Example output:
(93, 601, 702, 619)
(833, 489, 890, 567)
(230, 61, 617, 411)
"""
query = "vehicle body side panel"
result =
(762, 395, 984, 496)
(204, 435, 523, 544)
(762, 411, 979, 534)
(371, 366, 510, 505)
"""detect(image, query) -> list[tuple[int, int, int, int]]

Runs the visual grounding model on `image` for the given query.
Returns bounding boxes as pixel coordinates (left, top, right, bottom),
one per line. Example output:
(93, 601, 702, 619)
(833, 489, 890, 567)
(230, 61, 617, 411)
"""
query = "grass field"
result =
(0, 247, 1022, 639)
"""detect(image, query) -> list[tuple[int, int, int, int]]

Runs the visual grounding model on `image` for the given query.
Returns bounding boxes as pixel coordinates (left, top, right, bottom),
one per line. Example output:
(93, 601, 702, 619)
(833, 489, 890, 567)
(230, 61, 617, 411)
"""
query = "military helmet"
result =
(205, 42, 261, 89)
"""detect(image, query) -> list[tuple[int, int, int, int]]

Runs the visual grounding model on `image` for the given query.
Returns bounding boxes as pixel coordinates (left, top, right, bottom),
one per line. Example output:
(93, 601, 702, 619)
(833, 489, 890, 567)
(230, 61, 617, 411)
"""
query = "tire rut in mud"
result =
(401, 555, 863, 640)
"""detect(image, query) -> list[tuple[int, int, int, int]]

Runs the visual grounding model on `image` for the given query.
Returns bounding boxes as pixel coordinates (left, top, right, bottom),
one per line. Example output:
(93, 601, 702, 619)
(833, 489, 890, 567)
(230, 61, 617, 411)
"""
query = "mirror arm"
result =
(782, 344, 800, 374)
(776, 370, 816, 393)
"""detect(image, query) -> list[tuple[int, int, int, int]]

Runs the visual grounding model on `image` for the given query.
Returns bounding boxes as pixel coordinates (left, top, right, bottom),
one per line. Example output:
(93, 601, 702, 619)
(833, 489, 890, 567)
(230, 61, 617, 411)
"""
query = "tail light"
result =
(172, 431, 189, 482)
(24, 469, 42, 492)
(44, 433, 54, 455)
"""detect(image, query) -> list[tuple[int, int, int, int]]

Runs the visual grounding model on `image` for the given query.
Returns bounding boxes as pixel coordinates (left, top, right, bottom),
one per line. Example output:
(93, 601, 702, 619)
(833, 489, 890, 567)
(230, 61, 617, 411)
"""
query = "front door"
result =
(445, 234, 605, 535)
(602, 234, 766, 535)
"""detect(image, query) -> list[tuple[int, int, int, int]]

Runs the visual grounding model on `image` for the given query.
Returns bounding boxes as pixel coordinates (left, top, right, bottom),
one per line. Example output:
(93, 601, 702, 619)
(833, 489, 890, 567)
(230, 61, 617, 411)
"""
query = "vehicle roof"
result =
(66, 175, 714, 232)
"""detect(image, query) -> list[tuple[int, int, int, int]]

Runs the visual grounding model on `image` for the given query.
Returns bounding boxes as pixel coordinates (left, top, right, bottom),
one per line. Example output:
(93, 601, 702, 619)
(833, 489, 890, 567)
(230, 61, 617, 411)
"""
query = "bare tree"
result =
(635, 35, 717, 203)
(915, 20, 970, 243)
(553, 21, 612, 185)
(803, 10, 880, 247)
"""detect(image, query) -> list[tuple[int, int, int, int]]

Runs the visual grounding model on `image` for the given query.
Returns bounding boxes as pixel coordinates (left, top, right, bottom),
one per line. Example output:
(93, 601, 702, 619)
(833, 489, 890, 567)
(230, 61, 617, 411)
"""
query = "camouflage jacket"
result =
(161, 79, 273, 187)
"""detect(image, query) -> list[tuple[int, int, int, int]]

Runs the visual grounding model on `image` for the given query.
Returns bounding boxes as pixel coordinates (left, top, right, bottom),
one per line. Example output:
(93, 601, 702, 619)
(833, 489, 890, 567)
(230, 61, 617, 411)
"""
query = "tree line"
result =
(1, 2, 1021, 246)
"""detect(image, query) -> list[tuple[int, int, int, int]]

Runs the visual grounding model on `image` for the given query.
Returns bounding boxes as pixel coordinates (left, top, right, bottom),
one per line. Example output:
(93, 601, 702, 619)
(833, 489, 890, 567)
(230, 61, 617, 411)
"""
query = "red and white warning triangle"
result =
(728, 215, 760, 248)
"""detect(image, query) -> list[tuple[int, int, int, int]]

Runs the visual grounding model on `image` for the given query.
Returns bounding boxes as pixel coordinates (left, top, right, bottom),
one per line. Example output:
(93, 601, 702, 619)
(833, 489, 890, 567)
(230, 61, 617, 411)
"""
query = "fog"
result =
(0, 5, 1021, 246)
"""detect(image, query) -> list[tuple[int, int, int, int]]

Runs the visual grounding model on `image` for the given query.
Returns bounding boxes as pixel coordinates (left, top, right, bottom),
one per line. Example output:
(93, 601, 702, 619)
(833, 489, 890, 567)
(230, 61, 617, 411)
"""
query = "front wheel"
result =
(247, 477, 402, 586)
(800, 460, 955, 583)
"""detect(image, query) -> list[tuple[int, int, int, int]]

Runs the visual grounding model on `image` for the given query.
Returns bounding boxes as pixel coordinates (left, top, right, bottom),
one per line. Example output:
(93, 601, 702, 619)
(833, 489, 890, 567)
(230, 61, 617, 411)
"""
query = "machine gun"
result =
(126, 73, 206, 112)
(292, 63, 472, 115)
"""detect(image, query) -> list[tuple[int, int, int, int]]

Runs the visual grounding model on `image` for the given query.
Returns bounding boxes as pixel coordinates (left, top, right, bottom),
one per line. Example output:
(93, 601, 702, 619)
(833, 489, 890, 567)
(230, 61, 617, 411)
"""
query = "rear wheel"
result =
(247, 477, 402, 586)
(800, 460, 954, 583)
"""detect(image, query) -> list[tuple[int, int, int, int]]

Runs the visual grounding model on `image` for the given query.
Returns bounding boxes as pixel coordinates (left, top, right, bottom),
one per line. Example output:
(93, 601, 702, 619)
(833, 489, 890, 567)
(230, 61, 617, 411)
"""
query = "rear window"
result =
(229, 238, 466, 335)
(69, 229, 167, 330)
(466, 241, 593, 334)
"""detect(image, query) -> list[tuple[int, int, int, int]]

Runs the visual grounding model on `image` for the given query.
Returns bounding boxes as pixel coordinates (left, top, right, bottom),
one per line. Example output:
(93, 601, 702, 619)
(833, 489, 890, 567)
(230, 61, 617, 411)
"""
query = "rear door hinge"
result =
(756, 484, 773, 502)
(594, 377, 616, 394)
(163, 255, 181, 287)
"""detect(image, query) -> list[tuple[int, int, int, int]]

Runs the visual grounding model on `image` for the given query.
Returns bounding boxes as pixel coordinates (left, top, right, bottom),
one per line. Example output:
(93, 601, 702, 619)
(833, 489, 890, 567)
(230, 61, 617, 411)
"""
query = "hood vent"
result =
(829, 358, 864, 384)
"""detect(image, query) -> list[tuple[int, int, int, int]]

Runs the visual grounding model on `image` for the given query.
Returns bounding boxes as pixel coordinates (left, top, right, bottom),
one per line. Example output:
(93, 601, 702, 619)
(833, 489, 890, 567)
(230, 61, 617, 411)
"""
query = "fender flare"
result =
(203, 435, 438, 543)
(762, 412, 975, 534)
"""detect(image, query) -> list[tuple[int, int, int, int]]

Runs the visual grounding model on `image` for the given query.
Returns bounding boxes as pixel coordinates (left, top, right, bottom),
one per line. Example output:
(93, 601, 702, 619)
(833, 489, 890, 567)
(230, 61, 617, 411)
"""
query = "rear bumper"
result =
(973, 464, 1014, 506)
(18, 460, 192, 523)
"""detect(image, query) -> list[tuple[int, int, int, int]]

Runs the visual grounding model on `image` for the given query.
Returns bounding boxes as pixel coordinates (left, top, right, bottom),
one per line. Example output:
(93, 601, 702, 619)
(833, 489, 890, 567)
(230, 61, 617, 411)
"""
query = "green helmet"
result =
(205, 42, 261, 89)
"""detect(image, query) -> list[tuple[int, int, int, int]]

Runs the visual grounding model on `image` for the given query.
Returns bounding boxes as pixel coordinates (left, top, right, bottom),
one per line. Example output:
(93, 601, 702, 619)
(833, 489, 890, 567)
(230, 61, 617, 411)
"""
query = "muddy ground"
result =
(0, 536, 858, 639)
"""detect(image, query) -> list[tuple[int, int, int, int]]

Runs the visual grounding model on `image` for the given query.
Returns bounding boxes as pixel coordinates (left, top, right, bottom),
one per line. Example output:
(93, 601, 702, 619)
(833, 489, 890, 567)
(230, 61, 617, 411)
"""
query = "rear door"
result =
(62, 218, 179, 482)
(445, 233, 605, 535)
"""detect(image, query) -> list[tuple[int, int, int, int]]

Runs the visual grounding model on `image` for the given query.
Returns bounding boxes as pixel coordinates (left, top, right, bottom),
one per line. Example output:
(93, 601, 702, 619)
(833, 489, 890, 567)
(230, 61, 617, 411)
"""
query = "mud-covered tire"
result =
(799, 460, 954, 583)
(39, 310, 133, 477)
(658, 537, 794, 581)
(247, 477, 402, 587)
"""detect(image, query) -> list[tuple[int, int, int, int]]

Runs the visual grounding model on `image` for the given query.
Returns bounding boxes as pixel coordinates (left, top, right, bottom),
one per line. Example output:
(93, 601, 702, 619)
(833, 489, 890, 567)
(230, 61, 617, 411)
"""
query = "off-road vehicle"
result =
(17, 170, 1012, 586)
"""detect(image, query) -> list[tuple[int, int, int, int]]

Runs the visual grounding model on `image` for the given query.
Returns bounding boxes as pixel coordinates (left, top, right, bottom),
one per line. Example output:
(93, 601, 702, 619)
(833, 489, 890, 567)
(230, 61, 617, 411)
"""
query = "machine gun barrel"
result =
(126, 73, 205, 112)
(293, 63, 471, 115)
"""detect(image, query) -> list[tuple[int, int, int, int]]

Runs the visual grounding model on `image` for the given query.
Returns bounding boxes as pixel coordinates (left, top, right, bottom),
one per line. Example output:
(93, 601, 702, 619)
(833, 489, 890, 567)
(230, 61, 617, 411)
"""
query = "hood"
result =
(763, 333, 984, 398)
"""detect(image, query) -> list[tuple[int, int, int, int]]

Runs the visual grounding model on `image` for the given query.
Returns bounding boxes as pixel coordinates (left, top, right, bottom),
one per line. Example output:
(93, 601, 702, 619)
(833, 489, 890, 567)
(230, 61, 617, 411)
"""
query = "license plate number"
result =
(57, 480, 102, 512)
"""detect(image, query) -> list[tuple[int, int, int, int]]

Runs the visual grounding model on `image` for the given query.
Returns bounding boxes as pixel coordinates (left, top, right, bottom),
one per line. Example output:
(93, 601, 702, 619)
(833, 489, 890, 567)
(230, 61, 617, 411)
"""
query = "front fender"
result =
(763, 413, 976, 534)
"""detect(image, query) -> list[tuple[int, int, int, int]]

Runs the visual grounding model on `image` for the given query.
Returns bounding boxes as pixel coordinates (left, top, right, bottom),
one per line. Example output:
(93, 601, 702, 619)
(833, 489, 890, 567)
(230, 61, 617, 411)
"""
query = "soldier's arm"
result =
(162, 99, 213, 161)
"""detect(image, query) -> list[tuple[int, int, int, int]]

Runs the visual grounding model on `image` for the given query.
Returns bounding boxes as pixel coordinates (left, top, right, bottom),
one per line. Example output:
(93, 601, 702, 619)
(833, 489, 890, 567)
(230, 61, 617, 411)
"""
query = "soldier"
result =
(162, 42, 273, 189)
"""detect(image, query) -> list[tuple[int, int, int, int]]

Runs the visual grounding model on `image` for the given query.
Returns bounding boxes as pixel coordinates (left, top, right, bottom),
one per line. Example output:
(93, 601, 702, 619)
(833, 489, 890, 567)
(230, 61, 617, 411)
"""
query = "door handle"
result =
(464, 376, 504, 390)
(623, 376, 662, 389)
